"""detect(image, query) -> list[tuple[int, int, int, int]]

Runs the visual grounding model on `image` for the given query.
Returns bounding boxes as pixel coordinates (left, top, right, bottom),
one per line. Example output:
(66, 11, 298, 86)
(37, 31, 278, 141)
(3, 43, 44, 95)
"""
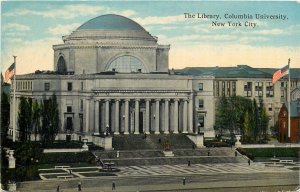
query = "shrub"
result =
(39, 151, 95, 164)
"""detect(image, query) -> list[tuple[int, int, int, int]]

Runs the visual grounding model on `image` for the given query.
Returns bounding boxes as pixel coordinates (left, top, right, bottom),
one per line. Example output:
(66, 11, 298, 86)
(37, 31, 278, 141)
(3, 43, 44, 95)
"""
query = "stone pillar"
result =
(105, 99, 110, 130)
(85, 99, 90, 133)
(183, 99, 188, 133)
(134, 99, 140, 134)
(145, 99, 150, 134)
(164, 99, 170, 134)
(115, 99, 120, 135)
(94, 100, 99, 133)
(155, 99, 160, 134)
(188, 97, 194, 133)
(124, 99, 129, 134)
(174, 99, 179, 133)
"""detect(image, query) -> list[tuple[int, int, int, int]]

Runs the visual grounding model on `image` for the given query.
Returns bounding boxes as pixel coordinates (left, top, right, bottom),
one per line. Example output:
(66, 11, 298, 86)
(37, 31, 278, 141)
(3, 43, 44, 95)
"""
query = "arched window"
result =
(106, 55, 146, 73)
(57, 56, 67, 74)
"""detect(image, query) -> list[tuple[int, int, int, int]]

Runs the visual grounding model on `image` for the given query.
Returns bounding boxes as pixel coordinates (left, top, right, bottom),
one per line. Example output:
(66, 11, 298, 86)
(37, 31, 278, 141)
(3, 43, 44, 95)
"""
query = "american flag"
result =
(5, 63, 15, 82)
(272, 65, 289, 84)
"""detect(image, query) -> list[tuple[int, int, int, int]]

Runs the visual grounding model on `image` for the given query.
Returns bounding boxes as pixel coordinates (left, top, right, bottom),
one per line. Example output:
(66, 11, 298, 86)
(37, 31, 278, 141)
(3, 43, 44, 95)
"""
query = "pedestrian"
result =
(248, 159, 251, 166)
(235, 151, 237, 157)
(112, 181, 116, 190)
(188, 160, 191, 166)
(56, 185, 60, 192)
(117, 150, 120, 158)
(158, 138, 161, 143)
(144, 133, 147, 139)
(182, 177, 186, 185)
(78, 181, 82, 191)
(69, 169, 72, 175)
(192, 144, 195, 150)
(207, 150, 210, 156)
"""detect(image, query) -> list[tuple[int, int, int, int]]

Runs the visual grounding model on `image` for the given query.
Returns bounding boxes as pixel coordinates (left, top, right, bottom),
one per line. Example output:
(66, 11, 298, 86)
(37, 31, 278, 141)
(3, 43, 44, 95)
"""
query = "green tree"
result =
(215, 95, 228, 135)
(40, 94, 60, 145)
(243, 111, 250, 141)
(18, 97, 32, 141)
(260, 107, 269, 139)
(1, 92, 10, 142)
(32, 100, 41, 141)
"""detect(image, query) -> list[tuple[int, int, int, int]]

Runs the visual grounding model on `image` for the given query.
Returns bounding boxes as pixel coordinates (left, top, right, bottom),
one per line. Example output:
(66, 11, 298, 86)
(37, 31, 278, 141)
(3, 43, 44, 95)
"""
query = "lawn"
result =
(238, 147, 300, 160)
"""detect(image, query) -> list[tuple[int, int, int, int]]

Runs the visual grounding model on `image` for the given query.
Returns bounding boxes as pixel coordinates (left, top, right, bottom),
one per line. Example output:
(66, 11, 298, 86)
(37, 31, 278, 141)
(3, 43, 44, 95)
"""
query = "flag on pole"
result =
(272, 65, 289, 84)
(5, 63, 15, 82)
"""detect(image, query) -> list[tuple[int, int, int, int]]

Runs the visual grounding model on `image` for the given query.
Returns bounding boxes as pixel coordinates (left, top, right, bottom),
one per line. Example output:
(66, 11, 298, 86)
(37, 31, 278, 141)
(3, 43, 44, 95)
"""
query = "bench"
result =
(279, 160, 293, 163)
(55, 166, 71, 169)
(57, 175, 73, 179)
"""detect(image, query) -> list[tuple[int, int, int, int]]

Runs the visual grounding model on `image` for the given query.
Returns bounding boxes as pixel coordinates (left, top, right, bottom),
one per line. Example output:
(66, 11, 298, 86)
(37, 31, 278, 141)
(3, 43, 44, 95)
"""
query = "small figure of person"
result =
(158, 138, 161, 143)
(56, 185, 60, 192)
(117, 150, 120, 158)
(144, 133, 147, 139)
(188, 160, 191, 166)
(69, 169, 72, 175)
(207, 150, 210, 156)
(112, 181, 116, 190)
(235, 151, 237, 157)
(248, 159, 251, 166)
(192, 144, 195, 150)
(182, 177, 186, 185)
(78, 181, 82, 191)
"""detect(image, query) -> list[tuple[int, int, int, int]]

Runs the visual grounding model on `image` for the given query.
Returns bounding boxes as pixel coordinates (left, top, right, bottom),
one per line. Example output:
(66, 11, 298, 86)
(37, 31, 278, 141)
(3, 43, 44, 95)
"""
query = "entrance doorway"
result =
(139, 112, 144, 133)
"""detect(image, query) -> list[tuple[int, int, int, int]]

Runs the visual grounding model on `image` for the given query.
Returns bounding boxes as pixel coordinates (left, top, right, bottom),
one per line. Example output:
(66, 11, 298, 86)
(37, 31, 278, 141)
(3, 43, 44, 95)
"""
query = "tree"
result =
(260, 107, 269, 139)
(32, 100, 41, 141)
(18, 97, 32, 141)
(215, 95, 228, 135)
(40, 94, 60, 145)
(243, 111, 250, 141)
(1, 92, 10, 142)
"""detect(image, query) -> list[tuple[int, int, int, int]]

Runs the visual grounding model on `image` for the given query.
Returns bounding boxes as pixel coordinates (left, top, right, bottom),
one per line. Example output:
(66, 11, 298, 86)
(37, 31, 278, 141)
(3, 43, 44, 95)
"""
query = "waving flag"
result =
(5, 63, 15, 82)
(272, 65, 289, 84)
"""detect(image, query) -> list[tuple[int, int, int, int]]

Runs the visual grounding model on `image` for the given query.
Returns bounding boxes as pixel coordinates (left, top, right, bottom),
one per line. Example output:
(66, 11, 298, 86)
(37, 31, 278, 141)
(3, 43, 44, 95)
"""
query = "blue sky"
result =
(1, 1, 300, 74)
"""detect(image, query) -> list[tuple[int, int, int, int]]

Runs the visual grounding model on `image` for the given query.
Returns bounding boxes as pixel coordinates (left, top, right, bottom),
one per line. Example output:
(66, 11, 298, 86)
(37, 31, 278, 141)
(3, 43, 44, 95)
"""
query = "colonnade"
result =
(85, 98, 194, 135)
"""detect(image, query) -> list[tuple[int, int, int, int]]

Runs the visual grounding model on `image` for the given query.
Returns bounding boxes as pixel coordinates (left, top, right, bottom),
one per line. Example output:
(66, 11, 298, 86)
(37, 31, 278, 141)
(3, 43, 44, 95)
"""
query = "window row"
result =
(243, 82, 274, 98)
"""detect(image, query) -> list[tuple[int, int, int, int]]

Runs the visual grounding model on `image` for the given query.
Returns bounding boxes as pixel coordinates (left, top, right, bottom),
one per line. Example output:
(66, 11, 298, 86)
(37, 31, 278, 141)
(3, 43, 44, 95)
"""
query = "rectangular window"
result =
(215, 81, 219, 97)
(44, 82, 50, 91)
(244, 82, 252, 97)
(281, 90, 285, 98)
(268, 104, 272, 111)
(255, 82, 263, 97)
(67, 82, 72, 91)
(198, 114, 205, 128)
(266, 82, 274, 97)
(232, 81, 236, 96)
(198, 99, 204, 108)
(80, 99, 83, 112)
(281, 82, 285, 87)
(222, 81, 225, 96)
(67, 106, 72, 113)
(227, 81, 230, 96)
(198, 83, 203, 91)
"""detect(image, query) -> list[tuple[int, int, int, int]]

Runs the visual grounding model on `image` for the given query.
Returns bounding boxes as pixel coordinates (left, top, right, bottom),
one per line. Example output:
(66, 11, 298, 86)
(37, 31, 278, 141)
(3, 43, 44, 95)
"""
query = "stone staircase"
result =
(93, 134, 245, 166)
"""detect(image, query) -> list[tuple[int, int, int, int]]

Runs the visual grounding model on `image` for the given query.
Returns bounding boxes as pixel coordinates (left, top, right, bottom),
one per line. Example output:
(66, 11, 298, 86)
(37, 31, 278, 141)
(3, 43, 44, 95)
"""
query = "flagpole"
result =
(12, 56, 17, 142)
(287, 58, 291, 139)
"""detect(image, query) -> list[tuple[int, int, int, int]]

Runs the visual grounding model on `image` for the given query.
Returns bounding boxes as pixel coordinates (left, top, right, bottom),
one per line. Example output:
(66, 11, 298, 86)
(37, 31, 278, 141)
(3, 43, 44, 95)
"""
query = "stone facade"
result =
(8, 14, 216, 142)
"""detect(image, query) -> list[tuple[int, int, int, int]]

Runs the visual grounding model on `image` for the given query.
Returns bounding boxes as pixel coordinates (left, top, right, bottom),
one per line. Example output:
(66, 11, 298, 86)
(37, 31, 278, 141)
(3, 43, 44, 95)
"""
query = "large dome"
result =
(63, 14, 156, 43)
(77, 14, 146, 31)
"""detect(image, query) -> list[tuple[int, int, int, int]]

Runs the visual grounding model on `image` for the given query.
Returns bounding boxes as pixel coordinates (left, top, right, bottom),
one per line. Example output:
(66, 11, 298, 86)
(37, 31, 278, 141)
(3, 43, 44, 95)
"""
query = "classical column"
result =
(124, 99, 129, 134)
(94, 100, 99, 133)
(188, 96, 194, 133)
(85, 99, 90, 133)
(183, 99, 188, 133)
(134, 99, 140, 134)
(105, 99, 110, 131)
(173, 99, 179, 133)
(145, 99, 150, 134)
(164, 99, 170, 134)
(155, 99, 160, 134)
(115, 99, 120, 135)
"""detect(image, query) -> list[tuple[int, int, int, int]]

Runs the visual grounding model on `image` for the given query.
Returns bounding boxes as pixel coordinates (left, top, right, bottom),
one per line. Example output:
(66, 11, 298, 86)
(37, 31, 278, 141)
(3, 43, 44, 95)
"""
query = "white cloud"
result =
(134, 15, 186, 25)
(251, 29, 284, 35)
(119, 10, 136, 17)
(3, 23, 30, 31)
(239, 36, 269, 43)
(4, 4, 110, 19)
(48, 23, 81, 35)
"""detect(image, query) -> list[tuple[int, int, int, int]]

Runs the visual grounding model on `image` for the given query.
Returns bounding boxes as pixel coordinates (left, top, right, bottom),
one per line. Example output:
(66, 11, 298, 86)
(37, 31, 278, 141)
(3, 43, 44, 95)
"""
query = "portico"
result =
(89, 90, 195, 135)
